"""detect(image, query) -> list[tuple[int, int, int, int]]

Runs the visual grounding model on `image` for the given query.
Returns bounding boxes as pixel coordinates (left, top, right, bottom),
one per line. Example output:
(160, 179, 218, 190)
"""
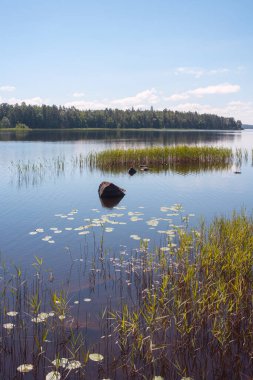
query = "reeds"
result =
(110, 211, 253, 378)
(87, 145, 234, 171)
(1, 212, 253, 378)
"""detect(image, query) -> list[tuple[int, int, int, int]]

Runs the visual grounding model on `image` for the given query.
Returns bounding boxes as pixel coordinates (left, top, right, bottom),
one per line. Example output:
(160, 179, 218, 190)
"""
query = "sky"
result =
(0, 0, 253, 124)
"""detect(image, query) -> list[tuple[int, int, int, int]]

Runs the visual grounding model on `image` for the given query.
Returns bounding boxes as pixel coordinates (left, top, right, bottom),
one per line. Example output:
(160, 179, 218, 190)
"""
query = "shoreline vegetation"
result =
(0, 103, 242, 130)
(10, 146, 248, 186)
(1, 211, 253, 379)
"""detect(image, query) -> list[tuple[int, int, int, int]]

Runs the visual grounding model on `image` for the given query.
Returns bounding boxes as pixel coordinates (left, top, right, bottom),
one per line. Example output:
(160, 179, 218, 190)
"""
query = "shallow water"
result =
(1, 128, 253, 379)
(0, 129, 252, 265)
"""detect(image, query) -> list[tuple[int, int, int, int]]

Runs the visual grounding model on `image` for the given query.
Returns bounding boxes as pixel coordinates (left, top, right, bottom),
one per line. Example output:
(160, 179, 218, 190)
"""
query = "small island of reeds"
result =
(88, 145, 234, 172)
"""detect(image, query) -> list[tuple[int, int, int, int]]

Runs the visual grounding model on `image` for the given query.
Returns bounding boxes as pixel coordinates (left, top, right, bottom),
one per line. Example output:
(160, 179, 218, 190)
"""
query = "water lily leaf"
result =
(66, 360, 81, 369)
(89, 353, 104, 362)
(7, 311, 18, 316)
(46, 371, 61, 380)
(52, 358, 68, 368)
(3, 323, 15, 329)
(17, 364, 34, 373)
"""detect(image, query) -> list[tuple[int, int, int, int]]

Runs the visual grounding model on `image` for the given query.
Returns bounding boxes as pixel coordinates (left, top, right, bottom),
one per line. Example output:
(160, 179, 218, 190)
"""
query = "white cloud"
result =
(72, 92, 85, 98)
(7, 97, 45, 106)
(167, 93, 189, 101)
(169, 100, 253, 124)
(0, 85, 16, 92)
(175, 67, 204, 78)
(65, 99, 108, 109)
(166, 83, 240, 101)
(189, 83, 240, 97)
(174, 67, 230, 78)
(111, 89, 159, 108)
(65, 89, 159, 110)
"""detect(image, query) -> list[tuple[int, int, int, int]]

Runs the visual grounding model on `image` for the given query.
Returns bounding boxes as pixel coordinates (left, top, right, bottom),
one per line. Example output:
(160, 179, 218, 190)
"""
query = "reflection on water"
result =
(10, 155, 235, 188)
(99, 194, 125, 208)
(1, 129, 253, 379)
(0, 128, 241, 146)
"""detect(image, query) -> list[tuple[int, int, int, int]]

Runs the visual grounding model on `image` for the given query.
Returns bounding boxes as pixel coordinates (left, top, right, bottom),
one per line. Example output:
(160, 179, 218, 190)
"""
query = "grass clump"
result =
(1, 211, 253, 378)
(87, 145, 233, 171)
(111, 212, 253, 378)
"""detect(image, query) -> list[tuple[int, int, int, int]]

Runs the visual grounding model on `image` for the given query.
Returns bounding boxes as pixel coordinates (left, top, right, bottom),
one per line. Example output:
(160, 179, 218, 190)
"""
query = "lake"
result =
(0, 128, 253, 379)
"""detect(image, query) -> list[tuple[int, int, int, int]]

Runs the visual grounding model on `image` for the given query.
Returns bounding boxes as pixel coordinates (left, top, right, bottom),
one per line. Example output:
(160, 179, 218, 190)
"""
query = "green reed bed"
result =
(110, 212, 253, 379)
(1, 212, 253, 379)
(87, 145, 234, 170)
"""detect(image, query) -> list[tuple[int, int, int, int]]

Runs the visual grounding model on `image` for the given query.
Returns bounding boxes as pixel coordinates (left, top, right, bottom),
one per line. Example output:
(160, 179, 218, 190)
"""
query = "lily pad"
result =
(89, 353, 104, 362)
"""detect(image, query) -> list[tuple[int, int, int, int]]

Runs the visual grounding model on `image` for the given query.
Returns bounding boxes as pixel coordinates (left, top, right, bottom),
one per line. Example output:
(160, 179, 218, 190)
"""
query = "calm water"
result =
(0, 129, 253, 378)
(0, 129, 252, 268)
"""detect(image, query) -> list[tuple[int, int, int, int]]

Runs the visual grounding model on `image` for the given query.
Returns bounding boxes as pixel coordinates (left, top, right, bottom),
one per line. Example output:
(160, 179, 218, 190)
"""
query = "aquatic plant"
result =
(1, 211, 253, 378)
(87, 145, 234, 172)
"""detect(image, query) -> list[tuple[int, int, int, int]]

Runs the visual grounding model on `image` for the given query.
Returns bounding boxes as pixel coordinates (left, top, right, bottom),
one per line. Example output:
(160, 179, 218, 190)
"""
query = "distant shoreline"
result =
(0, 127, 247, 132)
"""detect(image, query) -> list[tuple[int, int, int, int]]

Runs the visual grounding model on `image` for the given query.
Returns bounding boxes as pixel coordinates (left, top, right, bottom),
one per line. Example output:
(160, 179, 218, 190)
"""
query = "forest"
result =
(0, 103, 242, 130)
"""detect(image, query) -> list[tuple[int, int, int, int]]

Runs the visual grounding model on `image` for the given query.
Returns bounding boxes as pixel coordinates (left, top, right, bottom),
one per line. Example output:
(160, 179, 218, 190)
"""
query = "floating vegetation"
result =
(17, 364, 34, 373)
(3, 205, 253, 378)
(6, 311, 18, 316)
(46, 371, 61, 380)
(89, 353, 104, 362)
(3, 323, 15, 330)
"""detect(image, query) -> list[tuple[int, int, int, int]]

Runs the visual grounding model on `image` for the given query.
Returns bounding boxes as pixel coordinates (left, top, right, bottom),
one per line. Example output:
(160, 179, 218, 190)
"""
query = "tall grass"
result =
(110, 212, 253, 379)
(1, 212, 253, 378)
(87, 145, 234, 171)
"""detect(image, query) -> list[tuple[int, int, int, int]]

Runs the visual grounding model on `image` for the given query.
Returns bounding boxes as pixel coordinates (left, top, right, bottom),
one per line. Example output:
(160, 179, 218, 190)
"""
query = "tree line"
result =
(0, 103, 242, 130)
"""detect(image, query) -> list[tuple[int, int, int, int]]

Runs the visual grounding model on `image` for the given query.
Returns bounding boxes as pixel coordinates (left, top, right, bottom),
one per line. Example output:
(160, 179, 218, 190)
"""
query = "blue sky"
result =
(1, 0, 253, 123)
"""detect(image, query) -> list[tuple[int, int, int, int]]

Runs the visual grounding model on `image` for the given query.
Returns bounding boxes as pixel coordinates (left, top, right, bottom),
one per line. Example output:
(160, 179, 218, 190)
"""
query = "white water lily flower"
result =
(54, 230, 62, 234)
(50, 227, 58, 231)
(74, 301, 79, 304)
(89, 353, 104, 362)
(17, 364, 34, 373)
(52, 357, 69, 368)
(58, 315, 66, 320)
(46, 371, 61, 380)
(48, 240, 55, 244)
(160, 247, 171, 252)
(67, 217, 74, 220)
(48, 312, 55, 317)
(78, 231, 90, 235)
(7, 311, 18, 317)
(65, 227, 73, 230)
(29, 231, 38, 235)
(84, 298, 91, 302)
(153, 377, 164, 380)
(142, 238, 150, 242)
(66, 360, 82, 369)
(3, 323, 15, 329)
